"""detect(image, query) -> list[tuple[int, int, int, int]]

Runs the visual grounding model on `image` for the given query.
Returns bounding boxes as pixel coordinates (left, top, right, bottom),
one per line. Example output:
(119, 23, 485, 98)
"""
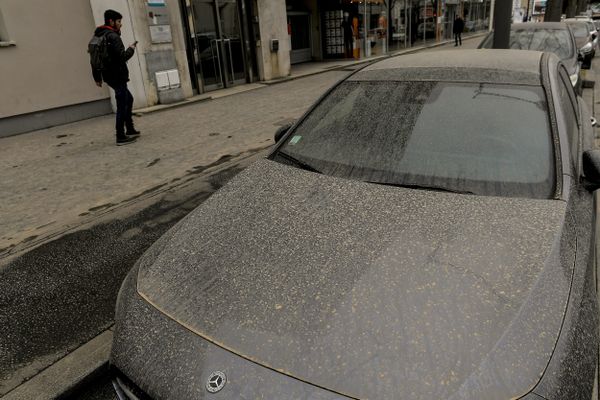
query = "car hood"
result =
(136, 159, 571, 399)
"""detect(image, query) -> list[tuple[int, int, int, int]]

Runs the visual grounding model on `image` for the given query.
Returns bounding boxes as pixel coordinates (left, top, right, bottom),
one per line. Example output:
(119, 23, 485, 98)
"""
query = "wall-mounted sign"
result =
(150, 25, 172, 43)
(148, 0, 166, 6)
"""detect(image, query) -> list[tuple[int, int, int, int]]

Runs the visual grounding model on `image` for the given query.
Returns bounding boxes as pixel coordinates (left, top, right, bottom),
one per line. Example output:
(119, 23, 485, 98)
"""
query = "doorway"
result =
(288, 12, 312, 64)
(184, 0, 248, 92)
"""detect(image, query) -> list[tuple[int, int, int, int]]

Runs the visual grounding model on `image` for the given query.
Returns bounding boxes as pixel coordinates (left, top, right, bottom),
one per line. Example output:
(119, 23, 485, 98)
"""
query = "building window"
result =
(0, 9, 15, 46)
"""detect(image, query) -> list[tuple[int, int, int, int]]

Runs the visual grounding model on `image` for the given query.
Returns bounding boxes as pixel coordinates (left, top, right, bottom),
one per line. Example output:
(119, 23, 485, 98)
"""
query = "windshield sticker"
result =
(289, 135, 302, 145)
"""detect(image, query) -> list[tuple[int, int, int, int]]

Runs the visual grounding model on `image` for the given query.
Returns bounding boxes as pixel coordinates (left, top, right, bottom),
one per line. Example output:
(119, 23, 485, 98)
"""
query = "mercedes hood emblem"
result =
(206, 371, 227, 393)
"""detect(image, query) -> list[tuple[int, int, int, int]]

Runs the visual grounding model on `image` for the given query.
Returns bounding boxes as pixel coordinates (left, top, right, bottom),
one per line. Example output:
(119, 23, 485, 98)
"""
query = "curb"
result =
(1, 330, 113, 400)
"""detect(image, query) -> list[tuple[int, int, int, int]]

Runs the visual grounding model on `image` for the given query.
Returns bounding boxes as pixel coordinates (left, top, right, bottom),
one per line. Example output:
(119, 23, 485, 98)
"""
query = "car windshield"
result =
(481, 29, 574, 59)
(586, 22, 596, 32)
(511, 29, 573, 59)
(274, 81, 555, 199)
(567, 22, 589, 37)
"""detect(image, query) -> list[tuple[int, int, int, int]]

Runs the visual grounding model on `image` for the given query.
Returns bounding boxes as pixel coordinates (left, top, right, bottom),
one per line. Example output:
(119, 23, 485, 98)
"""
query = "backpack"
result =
(88, 31, 110, 71)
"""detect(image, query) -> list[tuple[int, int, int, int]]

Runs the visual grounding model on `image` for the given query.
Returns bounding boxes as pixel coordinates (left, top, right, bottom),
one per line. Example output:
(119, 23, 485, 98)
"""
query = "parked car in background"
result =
(564, 19, 596, 68)
(566, 16, 599, 49)
(110, 50, 600, 400)
(479, 23, 582, 92)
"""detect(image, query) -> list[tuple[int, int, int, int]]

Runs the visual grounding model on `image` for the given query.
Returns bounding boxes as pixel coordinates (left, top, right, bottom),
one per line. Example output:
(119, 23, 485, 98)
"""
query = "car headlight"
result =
(570, 64, 580, 86)
(582, 42, 593, 52)
(570, 72, 579, 86)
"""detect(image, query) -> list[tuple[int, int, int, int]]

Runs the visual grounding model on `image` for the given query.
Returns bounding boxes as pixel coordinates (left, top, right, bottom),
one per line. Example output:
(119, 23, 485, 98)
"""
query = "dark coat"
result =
(91, 26, 134, 87)
(453, 17, 465, 34)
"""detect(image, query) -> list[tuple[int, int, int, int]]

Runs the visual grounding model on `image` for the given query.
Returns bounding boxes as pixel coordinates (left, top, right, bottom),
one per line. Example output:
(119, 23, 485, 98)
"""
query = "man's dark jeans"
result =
(111, 84, 134, 136)
(454, 33, 462, 46)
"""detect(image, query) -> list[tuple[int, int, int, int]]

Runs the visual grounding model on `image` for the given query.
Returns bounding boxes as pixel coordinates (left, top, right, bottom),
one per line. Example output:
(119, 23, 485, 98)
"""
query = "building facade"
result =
(0, 0, 491, 137)
(286, 0, 493, 63)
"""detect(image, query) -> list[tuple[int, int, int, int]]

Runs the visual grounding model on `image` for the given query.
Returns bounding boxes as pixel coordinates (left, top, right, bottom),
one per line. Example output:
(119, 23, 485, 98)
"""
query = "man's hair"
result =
(104, 9, 123, 25)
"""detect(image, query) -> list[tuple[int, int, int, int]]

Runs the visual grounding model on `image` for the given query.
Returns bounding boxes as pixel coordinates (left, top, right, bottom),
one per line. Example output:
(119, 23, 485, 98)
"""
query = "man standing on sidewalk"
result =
(91, 9, 140, 146)
(453, 15, 465, 47)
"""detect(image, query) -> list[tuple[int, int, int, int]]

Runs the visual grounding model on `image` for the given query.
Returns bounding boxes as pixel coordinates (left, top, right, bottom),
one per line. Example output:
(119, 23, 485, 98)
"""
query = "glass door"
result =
(191, 0, 223, 91)
(189, 0, 247, 92)
(217, 0, 246, 85)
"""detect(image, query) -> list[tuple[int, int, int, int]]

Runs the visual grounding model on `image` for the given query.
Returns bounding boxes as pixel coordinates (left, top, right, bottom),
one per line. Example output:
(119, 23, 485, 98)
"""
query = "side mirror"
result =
(593, 33, 597, 40)
(274, 123, 293, 143)
(592, 117, 598, 127)
(578, 52, 585, 62)
(582, 150, 600, 190)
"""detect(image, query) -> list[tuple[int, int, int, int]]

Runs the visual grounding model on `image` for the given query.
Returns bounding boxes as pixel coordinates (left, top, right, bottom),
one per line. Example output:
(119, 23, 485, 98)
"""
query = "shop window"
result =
(0, 9, 15, 46)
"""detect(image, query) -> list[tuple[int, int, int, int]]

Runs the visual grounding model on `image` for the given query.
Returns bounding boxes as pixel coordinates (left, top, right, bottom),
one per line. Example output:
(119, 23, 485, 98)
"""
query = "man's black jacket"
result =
(91, 26, 134, 88)
(453, 18, 465, 34)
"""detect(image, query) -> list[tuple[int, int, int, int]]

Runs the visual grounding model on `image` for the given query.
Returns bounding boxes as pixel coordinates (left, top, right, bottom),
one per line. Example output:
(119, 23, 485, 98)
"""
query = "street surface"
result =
(3, 35, 556, 400)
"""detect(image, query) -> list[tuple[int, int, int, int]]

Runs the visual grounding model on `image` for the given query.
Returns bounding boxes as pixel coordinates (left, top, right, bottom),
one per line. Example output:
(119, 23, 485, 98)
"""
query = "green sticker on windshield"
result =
(290, 135, 302, 145)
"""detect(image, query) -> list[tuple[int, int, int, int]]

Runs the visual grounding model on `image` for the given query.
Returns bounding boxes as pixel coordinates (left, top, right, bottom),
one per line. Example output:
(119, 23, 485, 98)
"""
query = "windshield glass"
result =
(567, 22, 589, 37)
(275, 81, 555, 199)
(510, 29, 574, 59)
(481, 29, 574, 59)
(586, 21, 596, 32)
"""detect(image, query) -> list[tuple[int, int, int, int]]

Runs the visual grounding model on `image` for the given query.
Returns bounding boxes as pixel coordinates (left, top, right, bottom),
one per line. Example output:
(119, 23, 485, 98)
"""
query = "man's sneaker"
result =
(126, 129, 141, 137)
(116, 136, 137, 146)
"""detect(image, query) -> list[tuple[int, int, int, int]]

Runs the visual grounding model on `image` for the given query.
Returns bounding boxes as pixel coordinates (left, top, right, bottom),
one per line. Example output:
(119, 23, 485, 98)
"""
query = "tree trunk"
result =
(544, 0, 564, 21)
(566, 0, 578, 17)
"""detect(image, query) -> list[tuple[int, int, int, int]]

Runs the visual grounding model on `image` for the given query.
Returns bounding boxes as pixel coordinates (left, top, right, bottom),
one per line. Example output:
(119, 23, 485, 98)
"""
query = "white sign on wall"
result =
(149, 24, 172, 43)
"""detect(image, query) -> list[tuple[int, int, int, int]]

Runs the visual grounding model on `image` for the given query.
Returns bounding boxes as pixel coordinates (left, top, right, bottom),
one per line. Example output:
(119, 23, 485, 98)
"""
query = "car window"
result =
(275, 81, 555, 199)
(556, 67, 580, 168)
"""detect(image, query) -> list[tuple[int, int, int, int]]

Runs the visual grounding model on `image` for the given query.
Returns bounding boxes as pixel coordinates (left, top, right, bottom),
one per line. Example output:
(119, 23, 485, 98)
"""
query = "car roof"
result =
(352, 50, 544, 85)
(511, 22, 569, 29)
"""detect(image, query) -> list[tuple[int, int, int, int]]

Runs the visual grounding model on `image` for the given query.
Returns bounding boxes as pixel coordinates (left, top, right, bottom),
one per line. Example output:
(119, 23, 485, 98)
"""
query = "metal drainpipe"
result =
(489, 0, 495, 32)
(364, 0, 367, 57)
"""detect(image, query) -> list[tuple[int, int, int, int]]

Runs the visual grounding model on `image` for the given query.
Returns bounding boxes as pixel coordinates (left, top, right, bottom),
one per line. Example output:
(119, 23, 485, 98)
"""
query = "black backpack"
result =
(88, 31, 110, 70)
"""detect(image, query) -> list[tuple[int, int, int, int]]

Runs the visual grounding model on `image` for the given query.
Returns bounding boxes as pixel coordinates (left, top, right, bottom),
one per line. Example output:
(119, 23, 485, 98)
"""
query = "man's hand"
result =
(95, 81, 102, 87)
(129, 40, 138, 49)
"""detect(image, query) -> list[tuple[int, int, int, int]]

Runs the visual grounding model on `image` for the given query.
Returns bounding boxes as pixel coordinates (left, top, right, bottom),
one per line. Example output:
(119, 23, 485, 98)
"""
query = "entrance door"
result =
(189, 0, 247, 92)
(288, 12, 312, 64)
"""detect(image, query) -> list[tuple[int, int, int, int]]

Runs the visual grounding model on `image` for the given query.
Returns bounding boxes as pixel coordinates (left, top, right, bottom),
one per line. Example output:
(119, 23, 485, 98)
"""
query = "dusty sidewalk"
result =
(0, 71, 346, 258)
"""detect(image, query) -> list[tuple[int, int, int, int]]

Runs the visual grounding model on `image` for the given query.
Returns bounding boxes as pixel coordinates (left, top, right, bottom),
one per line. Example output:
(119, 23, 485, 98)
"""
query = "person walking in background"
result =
(342, 12, 354, 58)
(90, 9, 139, 146)
(453, 15, 465, 47)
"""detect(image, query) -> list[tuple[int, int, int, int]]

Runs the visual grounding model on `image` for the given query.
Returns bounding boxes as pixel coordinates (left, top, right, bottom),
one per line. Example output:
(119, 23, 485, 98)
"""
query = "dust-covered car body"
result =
(110, 50, 600, 400)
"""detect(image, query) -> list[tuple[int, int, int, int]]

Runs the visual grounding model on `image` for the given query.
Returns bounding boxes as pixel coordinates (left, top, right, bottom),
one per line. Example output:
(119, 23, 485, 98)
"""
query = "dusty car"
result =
(566, 16, 599, 50)
(565, 19, 595, 68)
(478, 23, 581, 92)
(110, 50, 600, 400)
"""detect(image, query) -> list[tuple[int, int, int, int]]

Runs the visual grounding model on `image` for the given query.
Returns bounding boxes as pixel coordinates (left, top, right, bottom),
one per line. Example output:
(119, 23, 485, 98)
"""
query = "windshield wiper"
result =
(276, 151, 322, 174)
(367, 181, 475, 195)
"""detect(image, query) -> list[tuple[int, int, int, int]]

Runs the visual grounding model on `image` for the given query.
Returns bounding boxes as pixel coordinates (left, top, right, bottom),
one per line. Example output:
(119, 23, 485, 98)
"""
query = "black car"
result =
(111, 50, 600, 400)
(479, 22, 582, 92)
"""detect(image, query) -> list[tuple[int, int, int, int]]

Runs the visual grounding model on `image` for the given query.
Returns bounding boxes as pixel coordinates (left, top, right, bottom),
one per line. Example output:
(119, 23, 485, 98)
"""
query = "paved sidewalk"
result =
(0, 34, 483, 260)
